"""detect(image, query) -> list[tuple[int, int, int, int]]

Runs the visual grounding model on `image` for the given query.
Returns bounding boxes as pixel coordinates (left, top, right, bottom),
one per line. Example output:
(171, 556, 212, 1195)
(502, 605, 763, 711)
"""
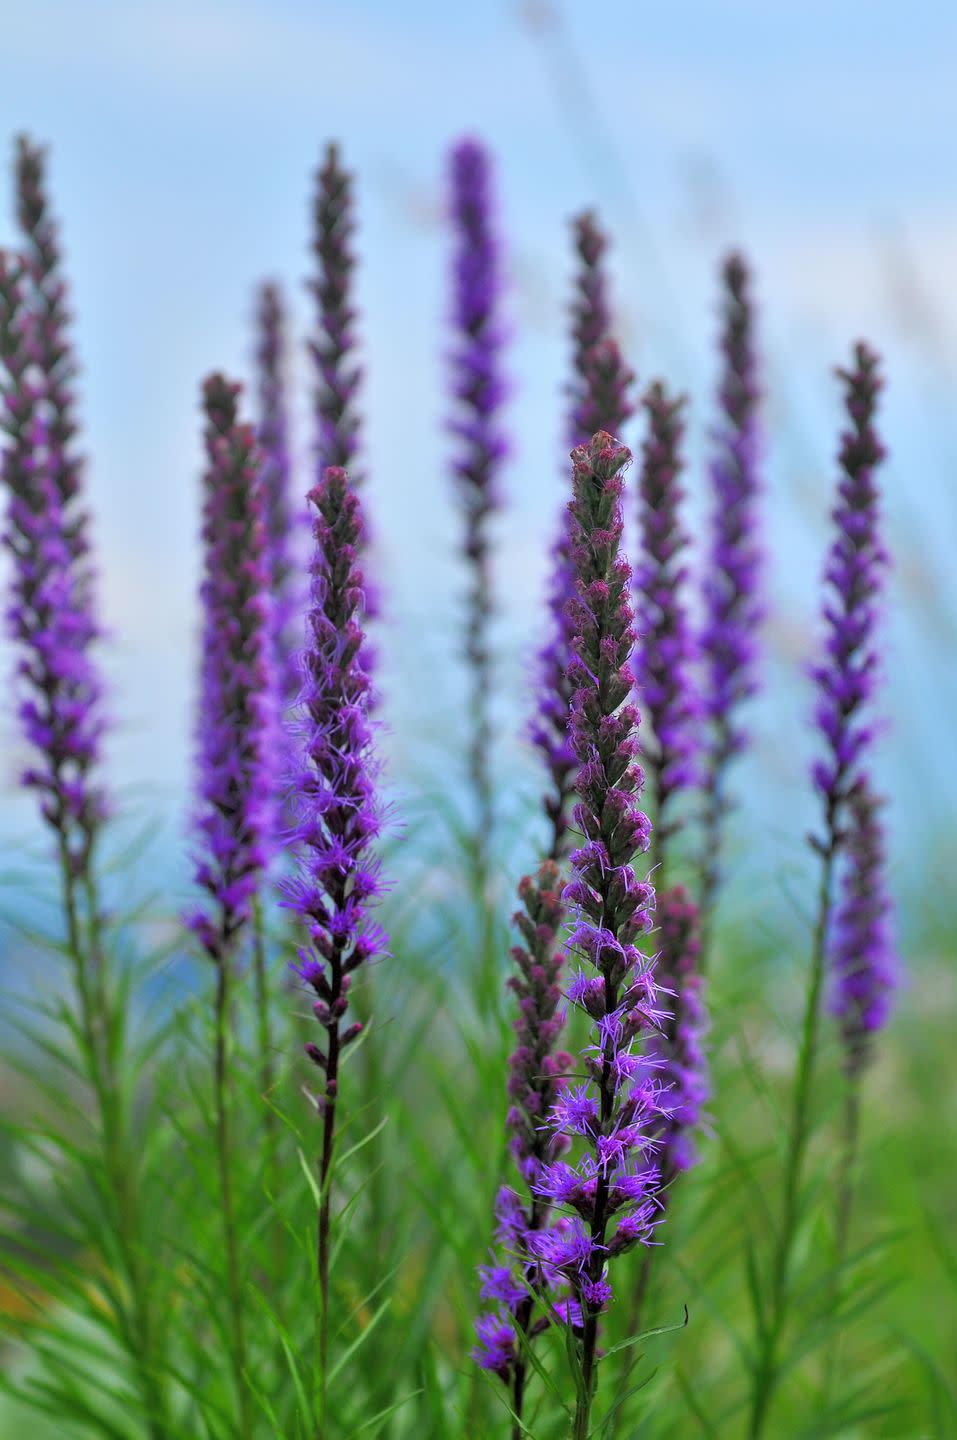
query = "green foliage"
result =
(0, 807, 951, 1439)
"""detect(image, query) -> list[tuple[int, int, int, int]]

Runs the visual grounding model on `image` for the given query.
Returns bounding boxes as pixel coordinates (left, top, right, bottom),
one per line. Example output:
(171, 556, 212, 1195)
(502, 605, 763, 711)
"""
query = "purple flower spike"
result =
(634, 383, 699, 868)
(447, 136, 509, 849)
(1, 200, 106, 878)
(811, 342, 888, 831)
(699, 254, 763, 931)
(255, 282, 299, 722)
(650, 886, 709, 1177)
(550, 432, 665, 1418)
(284, 463, 387, 1373)
(189, 375, 273, 961)
(13, 137, 89, 563)
(473, 862, 577, 1414)
(829, 779, 897, 1077)
(309, 143, 363, 482)
(533, 213, 634, 860)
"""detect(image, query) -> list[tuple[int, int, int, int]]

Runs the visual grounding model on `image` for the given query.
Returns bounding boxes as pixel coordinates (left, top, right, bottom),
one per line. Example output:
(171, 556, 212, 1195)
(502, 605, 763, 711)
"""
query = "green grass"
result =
(0, 811, 952, 1439)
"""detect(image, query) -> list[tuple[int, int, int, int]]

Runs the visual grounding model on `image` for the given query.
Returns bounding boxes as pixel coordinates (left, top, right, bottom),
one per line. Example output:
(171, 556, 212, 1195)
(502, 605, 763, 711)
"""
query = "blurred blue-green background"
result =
(1, 0, 955, 921)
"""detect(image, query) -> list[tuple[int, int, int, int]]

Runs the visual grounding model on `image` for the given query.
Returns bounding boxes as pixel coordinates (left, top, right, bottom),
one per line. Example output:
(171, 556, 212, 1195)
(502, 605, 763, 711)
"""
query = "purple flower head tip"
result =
(447, 135, 509, 842)
(701, 251, 764, 758)
(255, 281, 300, 723)
(811, 342, 888, 826)
(309, 143, 363, 482)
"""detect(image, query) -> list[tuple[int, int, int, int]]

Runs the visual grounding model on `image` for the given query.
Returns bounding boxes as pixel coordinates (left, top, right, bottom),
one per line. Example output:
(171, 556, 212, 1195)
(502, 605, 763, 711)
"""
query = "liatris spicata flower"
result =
(13, 137, 89, 565)
(566, 211, 612, 446)
(309, 144, 362, 481)
(699, 253, 763, 943)
(532, 213, 634, 861)
(189, 375, 273, 961)
(0, 245, 106, 881)
(634, 383, 699, 876)
(829, 779, 897, 1078)
(284, 464, 387, 1388)
(749, 342, 889, 1440)
(536, 433, 664, 1433)
(255, 281, 299, 720)
(811, 342, 888, 839)
(473, 861, 575, 1422)
(447, 137, 508, 852)
(651, 886, 708, 1179)
(188, 374, 272, 1440)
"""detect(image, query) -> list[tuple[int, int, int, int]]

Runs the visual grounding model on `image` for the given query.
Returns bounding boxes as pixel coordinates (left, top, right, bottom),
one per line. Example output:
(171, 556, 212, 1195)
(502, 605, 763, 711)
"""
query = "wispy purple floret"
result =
(473, 862, 576, 1414)
(189, 376, 273, 961)
(699, 254, 763, 927)
(829, 779, 897, 1077)
(309, 144, 363, 482)
(254, 282, 300, 722)
(550, 432, 665, 1400)
(1, 171, 106, 877)
(634, 383, 699, 863)
(284, 462, 387, 1371)
(447, 137, 509, 845)
(650, 886, 709, 1177)
(532, 212, 634, 860)
(811, 342, 888, 830)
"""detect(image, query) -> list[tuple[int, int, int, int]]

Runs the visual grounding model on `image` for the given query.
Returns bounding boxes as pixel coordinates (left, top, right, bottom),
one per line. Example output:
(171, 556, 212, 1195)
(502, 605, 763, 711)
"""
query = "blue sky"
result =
(1, 0, 956, 899)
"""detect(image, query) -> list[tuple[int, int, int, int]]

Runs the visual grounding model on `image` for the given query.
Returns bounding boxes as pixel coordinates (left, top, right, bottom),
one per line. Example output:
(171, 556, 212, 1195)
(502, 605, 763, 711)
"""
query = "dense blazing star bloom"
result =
(284, 464, 387, 1372)
(1, 233, 106, 878)
(446, 136, 509, 846)
(532, 212, 635, 861)
(701, 252, 763, 754)
(546, 432, 666, 1411)
(650, 886, 709, 1177)
(473, 862, 576, 1408)
(309, 143, 363, 481)
(829, 779, 897, 1077)
(634, 383, 699, 861)
(811, 342, 888, 831)
(699, 254, 763, 930)
(254, 282, 300, 721)
(14, 137, 89, 562)
(188, 376, 273, 961)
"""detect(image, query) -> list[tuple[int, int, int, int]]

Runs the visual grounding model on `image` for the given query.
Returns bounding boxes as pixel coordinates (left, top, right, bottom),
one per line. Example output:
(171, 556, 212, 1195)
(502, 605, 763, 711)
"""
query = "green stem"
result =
(57, 843, 168, 1439)
(252, 901, 281, 1258)
(822, 1081, 862, 1403)
(213, 948, 253, 1440)
(747, 843, 836, 1439)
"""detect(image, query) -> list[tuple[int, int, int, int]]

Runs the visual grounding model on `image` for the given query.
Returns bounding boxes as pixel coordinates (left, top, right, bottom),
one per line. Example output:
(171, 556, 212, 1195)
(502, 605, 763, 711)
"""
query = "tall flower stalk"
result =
(284, 464, 387, 1425)
(447, 137, 508, 860)
(634, 381, 699, 882)
(699, 253, 763, 960)
(253, 281, 296, 1232)
(190, 374, 273, 1440)
(748, 343, 888, 1438)
(1, 142, 170, 1438)
(532, 211, 634, 861)
(534, 432, 663, 1436)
